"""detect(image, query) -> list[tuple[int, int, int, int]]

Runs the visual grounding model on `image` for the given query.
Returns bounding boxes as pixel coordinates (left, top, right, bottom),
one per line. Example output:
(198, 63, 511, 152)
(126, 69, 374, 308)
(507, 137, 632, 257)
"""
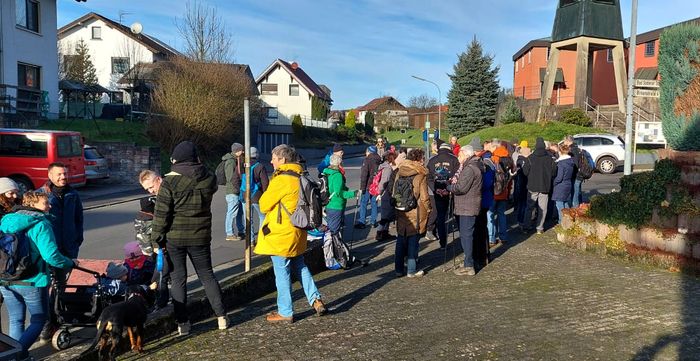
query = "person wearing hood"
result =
(322, 154, 357, 236)
(355, 146, 382, 229)
(223, 143, 246, 241)
(513, 143, 531, 228)
(0, 177, 20, 221)
(255, 144, 327, 322)
(427, 141, 460, 248)
(376, 152, 398, 241)
(552, 144, 575, 224)
(394, 149, 431, 278)
(0, 191, 76, 357)
(522, 137, 557, 234)
(472, 137, 495, 262)
(151, 141, 228, 335)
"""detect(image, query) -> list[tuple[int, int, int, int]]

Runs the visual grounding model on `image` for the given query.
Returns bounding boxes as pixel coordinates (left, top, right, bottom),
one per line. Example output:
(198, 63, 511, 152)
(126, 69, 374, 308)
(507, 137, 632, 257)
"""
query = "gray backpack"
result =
(277, 170, 324, 230)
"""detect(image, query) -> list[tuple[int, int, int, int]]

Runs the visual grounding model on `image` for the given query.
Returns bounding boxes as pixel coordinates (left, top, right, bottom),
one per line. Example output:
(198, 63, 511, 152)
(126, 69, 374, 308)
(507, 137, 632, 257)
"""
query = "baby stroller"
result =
(48, 265, 125, 351)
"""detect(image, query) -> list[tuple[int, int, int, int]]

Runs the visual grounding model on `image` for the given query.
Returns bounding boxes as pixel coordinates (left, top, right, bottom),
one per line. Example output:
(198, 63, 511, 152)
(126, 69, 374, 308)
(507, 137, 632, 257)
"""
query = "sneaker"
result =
(178, 322, 191, 336)
(225, 235, 237, 241)
(39, 323, 57, 342)
(312, 299, 327, 316)
(266, 311, 293, 323)
(454, 267, 475, 276)
(425, 233, 437, 241)
(407, 270, 425, 278)
(218, 316, 229, 330)
(237, 232, 246, 240)
(536, 230, 544, 235)
(354, 223, 366, 229)
(374, 230, 384, 241)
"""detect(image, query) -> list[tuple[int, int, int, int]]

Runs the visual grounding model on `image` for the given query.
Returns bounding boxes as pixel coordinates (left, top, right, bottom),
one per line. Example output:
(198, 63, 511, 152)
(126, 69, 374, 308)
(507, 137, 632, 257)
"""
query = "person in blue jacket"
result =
(0, 191, 76, 357)
(317, 144, 344, 176)
(552, 143, 575, 224)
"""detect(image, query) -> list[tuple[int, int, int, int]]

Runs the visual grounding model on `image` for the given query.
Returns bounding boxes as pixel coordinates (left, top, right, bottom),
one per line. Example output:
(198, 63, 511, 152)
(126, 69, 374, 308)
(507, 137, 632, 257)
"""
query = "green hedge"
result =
(558, 108, 592, 127)
(659, 24, 700, 151)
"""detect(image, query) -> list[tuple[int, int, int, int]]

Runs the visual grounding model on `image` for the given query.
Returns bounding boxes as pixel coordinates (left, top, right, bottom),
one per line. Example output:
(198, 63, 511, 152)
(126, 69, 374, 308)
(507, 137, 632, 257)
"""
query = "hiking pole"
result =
(349, 194, 361, 252)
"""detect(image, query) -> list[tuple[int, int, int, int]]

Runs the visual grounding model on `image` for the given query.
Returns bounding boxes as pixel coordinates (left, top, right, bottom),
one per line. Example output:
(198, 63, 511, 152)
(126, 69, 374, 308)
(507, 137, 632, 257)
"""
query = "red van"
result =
(0, 128, 86, 192)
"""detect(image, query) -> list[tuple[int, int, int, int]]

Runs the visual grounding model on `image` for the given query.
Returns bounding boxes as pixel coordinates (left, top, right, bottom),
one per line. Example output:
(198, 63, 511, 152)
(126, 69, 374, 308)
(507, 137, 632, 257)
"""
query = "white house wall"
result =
(1, 0, 59, 117)
(59, 18, 154, 90)
(259, 66, 312, 124)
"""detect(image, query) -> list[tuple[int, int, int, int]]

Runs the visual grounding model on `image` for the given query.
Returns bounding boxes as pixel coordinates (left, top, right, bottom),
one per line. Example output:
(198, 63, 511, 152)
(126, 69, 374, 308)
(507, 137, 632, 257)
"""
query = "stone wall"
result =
(91, 142, 161, 184)
(515, 98, 574, 122)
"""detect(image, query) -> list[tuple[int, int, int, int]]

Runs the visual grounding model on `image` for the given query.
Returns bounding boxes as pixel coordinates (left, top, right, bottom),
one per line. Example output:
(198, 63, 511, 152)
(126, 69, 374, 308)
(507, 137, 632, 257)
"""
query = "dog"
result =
(81, 285, 150, 361)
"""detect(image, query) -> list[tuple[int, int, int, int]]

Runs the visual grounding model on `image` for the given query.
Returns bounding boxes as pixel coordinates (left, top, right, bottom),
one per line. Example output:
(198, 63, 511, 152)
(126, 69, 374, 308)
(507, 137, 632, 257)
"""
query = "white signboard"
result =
(635, 121, 666, 144)
(634, 79, 659, 88)
(634, 88, 660, 98)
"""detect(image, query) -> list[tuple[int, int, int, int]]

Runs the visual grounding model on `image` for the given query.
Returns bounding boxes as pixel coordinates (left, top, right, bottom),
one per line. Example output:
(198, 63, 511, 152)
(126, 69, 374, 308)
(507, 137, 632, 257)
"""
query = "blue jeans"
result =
(358, 191, 378, 225)
(326, 209, 345, 235)
(225, 193, 245, 236)
(395, 234, 419, 275)
(555, 200, 570, 224)
(459, 216, 476, 268)
(487, 200, 509, 242)
(270, 255, 322, 318)
(251, 203, 265, 240)
(571, 179, 583, 208)
(1, 286, 49, 352)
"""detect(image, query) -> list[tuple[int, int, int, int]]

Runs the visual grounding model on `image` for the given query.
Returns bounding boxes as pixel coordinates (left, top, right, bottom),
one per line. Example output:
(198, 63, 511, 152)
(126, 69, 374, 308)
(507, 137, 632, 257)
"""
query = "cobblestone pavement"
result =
(119, 228, 700, 361)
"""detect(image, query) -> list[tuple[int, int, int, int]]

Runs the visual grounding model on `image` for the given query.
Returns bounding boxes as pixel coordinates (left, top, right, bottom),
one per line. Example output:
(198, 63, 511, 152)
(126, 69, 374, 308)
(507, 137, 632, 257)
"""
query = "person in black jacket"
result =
(355, 146, 381, 229)
(427, 141, 460, 248)
(522, 137, 557, 234)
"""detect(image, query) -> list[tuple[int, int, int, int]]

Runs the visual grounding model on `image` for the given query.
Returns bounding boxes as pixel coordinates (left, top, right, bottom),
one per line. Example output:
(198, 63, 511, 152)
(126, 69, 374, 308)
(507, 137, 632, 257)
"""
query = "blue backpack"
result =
(0, 231, 35, 282)
(240, 162, 261, 202)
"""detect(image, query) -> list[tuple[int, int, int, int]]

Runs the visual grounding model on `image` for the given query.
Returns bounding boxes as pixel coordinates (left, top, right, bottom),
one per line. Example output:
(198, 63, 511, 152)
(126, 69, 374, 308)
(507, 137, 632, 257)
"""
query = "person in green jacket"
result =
(0, 191, 76, 356)
(322, 154, 357, 235)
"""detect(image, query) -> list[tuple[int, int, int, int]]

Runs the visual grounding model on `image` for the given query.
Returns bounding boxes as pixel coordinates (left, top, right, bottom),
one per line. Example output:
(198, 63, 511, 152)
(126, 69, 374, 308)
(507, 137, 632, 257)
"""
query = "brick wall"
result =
(91, 142, 161, 184)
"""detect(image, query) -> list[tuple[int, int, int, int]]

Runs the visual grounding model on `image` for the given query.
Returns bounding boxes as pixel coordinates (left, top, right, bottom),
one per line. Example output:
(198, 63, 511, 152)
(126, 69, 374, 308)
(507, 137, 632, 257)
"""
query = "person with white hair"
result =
(321, 153, 357, 235)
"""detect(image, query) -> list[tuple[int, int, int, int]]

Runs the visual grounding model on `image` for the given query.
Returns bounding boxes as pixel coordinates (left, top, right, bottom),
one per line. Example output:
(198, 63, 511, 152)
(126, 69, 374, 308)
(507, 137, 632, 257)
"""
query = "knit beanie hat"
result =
(519, 140, 529, 149)
(439, 142, 452, 151)
(333, 143, 343, 153)
(0, 178, 18, 194)
(171, 141, 198, 163)
(468, 136, 483, 152)
(250, 146, 258, 159)
(106, 262, 128, 279)
(231, 143, 244, 153)
(535, 137, 546, 150)
(124, 241, 143, 259)
(368, 145, 377, 154)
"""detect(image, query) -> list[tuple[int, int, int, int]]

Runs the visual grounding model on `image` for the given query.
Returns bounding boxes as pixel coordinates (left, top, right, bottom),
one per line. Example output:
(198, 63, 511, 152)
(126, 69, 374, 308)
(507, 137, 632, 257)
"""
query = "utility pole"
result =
(624, 0, 638, 175)
(243, 98, 252, 272)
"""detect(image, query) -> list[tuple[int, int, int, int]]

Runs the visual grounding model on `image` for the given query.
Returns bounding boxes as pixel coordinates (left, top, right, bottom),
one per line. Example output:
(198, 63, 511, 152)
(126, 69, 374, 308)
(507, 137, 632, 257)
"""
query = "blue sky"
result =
(58, 0, 700, 110)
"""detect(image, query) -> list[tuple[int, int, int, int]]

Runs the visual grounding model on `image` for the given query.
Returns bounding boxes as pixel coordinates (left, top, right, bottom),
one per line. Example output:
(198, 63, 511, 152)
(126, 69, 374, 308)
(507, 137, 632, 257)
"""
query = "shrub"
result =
(345, 110, 357, 129)
(558, 108, 591, 127)
(292, 114, 303, 139)
(500, 97, 523, 124)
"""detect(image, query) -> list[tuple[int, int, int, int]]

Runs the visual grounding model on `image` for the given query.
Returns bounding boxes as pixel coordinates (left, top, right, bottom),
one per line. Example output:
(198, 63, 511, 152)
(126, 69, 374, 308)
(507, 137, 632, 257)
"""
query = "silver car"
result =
(84, 145, 110, 180)
(573, 133, 626, 174)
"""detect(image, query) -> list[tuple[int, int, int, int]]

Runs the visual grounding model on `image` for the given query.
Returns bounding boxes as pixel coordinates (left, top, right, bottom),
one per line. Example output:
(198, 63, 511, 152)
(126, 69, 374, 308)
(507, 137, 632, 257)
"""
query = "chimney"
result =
(291, 62, 299, 70)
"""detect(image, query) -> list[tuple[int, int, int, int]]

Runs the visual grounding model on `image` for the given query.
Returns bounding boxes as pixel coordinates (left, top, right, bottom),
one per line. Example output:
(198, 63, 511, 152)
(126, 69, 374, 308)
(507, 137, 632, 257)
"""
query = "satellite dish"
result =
(130, 22, 143, 35)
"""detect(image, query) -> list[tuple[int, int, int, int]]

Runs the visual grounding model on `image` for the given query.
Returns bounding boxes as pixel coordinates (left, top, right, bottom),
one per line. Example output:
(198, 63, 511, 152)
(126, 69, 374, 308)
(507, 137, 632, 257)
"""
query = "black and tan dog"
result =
(81, 285, 150, 361)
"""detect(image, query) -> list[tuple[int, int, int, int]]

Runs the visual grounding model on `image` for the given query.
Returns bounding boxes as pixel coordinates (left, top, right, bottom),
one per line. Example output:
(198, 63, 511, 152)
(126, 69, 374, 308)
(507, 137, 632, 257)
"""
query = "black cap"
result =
(171, 141, 198, 163)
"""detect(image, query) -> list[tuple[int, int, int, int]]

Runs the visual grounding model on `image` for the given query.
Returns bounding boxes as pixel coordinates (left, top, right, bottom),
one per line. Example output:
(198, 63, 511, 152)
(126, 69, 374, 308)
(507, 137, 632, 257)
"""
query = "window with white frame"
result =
(289, 84, 299, 96)
(15, 0, 39, 32)
(261, 83, 278, 95)
(644, 41, 655, 57)
(92, 26, 102, 39)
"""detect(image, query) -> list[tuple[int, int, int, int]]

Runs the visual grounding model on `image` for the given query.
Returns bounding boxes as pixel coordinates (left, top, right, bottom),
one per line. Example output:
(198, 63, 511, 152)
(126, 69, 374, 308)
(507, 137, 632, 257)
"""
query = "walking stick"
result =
(349, 194, 361, 252)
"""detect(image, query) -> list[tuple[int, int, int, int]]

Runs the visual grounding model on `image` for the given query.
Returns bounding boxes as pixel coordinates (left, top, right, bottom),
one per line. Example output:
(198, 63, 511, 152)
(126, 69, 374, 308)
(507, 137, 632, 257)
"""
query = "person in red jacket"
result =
(450, 136, 461, 157)
(489, 142, 514, 245)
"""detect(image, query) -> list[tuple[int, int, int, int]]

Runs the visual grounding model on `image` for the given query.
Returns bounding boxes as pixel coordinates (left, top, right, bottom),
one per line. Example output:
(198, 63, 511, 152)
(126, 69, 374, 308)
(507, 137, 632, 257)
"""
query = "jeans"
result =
(555, 200, 570, 224)
(527, 191, 549, 232)
(458, 216, 476, 268)
(434, 196, 450, 247)
(1, 286, 49, 352)
(225, 193, 245, 236)
(572, 179, 583, 208)
(487, 200, 509, 243)
(358, 191, 378, 225)
(168, 244, 226, 323)
(326, 209, 345, 235)
(251, 203, 265, 240)
(270, 255, 322, 318)
(395, 234, 420, 275)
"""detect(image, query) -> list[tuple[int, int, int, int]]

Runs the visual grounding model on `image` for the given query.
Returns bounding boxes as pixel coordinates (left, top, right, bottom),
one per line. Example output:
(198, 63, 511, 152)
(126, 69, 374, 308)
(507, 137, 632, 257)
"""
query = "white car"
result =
(572, 133, 625, 174)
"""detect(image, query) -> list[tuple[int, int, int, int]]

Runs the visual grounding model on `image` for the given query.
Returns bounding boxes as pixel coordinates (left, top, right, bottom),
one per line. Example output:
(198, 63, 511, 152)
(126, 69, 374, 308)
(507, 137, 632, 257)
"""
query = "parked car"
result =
(0, 128, 86, 192)
(84, 145, 110, 180)
(572, 133, 625, 174)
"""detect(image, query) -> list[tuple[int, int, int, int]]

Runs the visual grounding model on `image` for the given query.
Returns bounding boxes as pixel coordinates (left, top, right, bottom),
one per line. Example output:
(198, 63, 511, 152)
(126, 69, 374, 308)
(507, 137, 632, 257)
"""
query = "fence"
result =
(263, 115, 334, 129)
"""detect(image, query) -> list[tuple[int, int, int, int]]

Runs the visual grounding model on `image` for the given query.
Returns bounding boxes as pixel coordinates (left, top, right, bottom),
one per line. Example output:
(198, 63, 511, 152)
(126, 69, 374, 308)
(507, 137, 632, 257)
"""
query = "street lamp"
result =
(411, 75, 442, 139)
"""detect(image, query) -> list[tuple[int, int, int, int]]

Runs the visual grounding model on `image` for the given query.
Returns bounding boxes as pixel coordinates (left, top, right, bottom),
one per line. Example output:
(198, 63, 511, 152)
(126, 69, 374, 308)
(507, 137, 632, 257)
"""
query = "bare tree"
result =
(176, 0, 233, 63)
(407, 93, 439, 110)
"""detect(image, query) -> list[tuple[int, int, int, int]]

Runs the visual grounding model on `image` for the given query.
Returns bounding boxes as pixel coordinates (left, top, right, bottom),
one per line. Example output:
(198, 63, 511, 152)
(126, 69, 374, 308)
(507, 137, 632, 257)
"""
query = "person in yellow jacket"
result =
(254, 144, 327, 323)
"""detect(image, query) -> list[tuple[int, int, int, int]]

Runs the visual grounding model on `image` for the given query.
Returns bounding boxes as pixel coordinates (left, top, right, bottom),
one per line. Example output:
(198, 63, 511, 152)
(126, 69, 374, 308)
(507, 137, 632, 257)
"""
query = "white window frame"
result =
(261, 83, 278, 95)
(644, 41, 655, 57)
(92, 26, 102, 40)
(289, 84, 299, 96)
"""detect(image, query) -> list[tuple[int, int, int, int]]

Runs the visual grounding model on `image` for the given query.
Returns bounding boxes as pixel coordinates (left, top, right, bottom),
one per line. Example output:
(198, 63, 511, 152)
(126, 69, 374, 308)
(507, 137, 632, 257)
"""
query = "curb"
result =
(49, 241, 326, 361)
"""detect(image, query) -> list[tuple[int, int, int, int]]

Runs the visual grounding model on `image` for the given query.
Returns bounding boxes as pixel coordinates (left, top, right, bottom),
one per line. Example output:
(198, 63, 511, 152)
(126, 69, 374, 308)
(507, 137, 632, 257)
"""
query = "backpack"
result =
(494, 157, 515, 195)
(391, 175, 417, 211)
(318, 173, 331, 206)
(368, 168, 384, 196)
(215, 160, 227, 186)
(576, 149, 595, 179)
(240, 162, 261, 201)
(278, 171, 324, 230)
(322, 231, 354, 270)
(0, 231, 35, 282)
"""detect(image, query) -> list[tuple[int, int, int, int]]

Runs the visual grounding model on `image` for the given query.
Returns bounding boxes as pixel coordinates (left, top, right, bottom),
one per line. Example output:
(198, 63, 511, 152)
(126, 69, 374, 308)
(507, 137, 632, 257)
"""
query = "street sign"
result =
(634, 79, 659, 88)
(424, 121, 431, 129)
(422, 129, 428, 142)
(634, 88, 659, 98)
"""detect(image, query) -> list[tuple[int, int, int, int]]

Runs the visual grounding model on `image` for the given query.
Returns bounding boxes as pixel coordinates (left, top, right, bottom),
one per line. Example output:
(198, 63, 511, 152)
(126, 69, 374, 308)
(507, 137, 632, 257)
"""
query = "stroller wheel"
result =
(51, 329, 71, 350)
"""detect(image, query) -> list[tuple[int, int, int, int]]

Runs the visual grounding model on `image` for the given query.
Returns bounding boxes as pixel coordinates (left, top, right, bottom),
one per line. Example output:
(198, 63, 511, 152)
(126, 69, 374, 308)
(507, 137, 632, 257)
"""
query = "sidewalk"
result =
(112, 227, 700, 360)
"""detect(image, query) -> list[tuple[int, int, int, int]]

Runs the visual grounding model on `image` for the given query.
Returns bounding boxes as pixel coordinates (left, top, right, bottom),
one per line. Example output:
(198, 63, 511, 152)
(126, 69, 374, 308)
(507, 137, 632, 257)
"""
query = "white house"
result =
(58, 12, 180, 95)
(0, 0, 60, 119)
(255, 59, 332, 125)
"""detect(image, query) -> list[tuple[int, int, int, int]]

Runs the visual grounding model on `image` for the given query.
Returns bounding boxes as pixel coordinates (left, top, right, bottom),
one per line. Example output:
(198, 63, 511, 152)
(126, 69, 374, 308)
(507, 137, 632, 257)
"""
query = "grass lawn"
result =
(383, 129, 425, 147)
(35, 119, 155, 146)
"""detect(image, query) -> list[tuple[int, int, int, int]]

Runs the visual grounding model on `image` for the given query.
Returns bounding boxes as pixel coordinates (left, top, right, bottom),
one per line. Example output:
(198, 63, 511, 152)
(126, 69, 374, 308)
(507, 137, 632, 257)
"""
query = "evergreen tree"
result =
(500, 97, 523, 124)
(446, 36, 500, 137)
(365, 111, 375, 132)
(346, 110, 357, 128)
(64, 39, 98, 85)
